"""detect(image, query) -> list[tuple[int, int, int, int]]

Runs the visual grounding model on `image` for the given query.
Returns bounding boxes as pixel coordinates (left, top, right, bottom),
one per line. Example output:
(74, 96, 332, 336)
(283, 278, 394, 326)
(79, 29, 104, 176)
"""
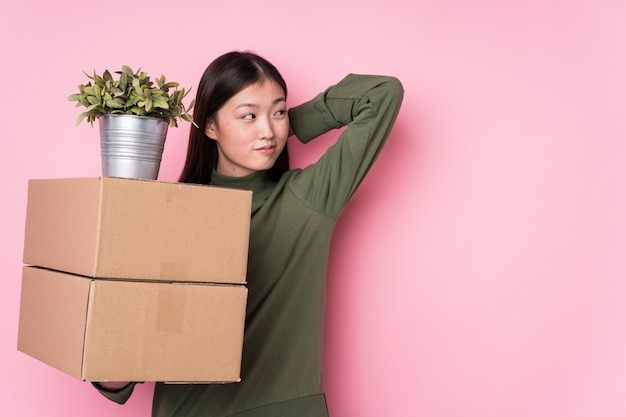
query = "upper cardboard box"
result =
(23, 177, 252, 284)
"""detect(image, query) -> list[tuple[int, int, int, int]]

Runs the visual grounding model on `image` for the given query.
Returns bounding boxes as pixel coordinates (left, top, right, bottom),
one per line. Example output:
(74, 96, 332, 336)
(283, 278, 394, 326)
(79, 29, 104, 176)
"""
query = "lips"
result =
(254, 143, 276, 154)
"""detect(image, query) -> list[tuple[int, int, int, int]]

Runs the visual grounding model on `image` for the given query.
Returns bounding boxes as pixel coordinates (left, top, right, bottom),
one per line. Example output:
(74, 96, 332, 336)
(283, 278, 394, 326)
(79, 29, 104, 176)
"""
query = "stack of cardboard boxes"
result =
(17, 177, 252, 383)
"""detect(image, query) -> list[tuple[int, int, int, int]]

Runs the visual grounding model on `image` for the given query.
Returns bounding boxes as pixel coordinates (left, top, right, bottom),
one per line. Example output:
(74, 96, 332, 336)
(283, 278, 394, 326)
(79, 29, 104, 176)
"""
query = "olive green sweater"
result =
(97, 74, 403, 417)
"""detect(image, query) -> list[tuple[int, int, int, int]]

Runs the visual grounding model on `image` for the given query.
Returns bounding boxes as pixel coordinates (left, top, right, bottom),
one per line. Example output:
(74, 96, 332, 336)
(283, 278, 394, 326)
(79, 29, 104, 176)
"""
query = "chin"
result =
(259, 159, 280, 171)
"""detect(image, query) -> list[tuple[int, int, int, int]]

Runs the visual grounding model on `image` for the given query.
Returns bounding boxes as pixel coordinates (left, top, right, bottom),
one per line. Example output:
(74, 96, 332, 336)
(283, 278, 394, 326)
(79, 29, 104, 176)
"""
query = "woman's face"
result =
(206, 79, 289, 177)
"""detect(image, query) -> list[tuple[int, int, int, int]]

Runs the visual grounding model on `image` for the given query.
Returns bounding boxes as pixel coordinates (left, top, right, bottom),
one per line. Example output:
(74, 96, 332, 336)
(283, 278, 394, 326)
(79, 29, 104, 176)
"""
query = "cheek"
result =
(217, 125, 245, 147)
(276, 118, 290, 138)
(220, 137, 246, 157)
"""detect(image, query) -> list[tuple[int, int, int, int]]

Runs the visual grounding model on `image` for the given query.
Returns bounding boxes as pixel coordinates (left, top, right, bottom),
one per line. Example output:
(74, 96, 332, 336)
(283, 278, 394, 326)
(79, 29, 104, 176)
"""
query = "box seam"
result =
(93, 178, 105, 277)
(80, 279, 95, 380)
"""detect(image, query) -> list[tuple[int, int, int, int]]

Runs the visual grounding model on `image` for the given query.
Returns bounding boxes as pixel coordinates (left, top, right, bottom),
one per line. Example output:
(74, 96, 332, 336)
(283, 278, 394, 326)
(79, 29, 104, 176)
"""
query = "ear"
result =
(205, 118, 218, 140)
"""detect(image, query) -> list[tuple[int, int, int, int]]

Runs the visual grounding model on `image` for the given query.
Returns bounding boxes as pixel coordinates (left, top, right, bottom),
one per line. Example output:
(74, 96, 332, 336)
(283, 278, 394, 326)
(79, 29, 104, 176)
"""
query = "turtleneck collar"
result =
(210, 170, 276, 213)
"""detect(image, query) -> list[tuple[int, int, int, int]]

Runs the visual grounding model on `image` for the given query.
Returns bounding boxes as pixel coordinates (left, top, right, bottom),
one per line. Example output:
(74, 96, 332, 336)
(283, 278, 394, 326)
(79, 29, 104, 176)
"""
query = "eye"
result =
(274, 109, 286, 117)
(243, 113, 256, 120)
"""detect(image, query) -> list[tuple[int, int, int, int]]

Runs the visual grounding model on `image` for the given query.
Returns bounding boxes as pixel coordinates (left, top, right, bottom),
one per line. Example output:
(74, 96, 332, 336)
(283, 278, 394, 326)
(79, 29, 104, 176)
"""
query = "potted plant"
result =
(68, 65, 196, 180)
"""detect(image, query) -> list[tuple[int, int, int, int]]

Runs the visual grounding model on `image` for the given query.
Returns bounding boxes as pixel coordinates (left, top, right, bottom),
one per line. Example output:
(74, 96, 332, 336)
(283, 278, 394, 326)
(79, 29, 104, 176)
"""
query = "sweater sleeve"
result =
(287, 74, 404, 219)
(91, 382, 137, 405)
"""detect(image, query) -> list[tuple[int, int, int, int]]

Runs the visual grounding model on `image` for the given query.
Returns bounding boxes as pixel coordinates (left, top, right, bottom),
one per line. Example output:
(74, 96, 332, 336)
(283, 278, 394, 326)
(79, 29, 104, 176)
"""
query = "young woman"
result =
(95, 51, 403, 417)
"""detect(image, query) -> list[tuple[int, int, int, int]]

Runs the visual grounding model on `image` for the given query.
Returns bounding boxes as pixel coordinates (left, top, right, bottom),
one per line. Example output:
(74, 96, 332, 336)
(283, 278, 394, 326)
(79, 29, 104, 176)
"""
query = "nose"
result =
(258, 117, 275, 140)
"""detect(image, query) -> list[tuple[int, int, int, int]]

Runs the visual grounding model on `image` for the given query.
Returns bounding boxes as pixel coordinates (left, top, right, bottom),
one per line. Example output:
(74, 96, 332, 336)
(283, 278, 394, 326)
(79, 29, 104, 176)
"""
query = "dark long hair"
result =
(179, 51, 290, 184)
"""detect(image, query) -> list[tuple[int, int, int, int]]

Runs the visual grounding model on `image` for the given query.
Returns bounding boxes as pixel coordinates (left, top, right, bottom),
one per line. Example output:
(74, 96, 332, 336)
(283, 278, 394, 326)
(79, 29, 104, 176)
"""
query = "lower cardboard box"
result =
(17, 266, 247, 383)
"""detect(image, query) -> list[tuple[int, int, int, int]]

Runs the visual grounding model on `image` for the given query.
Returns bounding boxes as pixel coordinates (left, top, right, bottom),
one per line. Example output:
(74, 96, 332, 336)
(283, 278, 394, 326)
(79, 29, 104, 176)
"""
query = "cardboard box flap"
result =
(23, 178, 102, 277)
(95, 178, 252, 282)
(17, 267, 92, 380)
(82, 279, 247, 382)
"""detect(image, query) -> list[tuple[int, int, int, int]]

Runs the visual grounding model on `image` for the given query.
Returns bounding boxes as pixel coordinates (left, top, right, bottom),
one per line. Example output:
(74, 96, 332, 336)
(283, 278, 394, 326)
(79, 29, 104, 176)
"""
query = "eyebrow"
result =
(234, 97, 286, 110)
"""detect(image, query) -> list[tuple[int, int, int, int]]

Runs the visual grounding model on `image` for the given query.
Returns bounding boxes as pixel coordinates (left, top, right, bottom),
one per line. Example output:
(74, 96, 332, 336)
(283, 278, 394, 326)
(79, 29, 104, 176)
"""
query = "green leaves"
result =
(68, 65, 196, 128)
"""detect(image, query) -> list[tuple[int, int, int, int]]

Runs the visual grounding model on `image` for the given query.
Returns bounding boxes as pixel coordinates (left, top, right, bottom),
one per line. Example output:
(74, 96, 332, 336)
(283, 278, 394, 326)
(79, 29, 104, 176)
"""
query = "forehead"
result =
(224, 79, 285, 109)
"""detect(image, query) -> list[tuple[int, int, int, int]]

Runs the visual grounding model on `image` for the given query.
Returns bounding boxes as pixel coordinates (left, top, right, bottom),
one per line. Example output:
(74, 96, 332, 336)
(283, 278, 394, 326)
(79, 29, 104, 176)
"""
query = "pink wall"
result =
(2, 1, 625, 416)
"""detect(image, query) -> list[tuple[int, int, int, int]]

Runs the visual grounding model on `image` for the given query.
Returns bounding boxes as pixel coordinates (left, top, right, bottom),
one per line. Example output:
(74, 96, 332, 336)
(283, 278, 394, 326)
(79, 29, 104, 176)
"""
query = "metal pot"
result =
(99, 114, 169, 180)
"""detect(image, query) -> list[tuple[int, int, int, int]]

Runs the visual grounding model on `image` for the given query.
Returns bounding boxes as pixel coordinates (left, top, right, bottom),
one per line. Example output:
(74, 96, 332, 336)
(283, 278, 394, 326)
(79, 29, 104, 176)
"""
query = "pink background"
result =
(2, 1, 625, 416)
